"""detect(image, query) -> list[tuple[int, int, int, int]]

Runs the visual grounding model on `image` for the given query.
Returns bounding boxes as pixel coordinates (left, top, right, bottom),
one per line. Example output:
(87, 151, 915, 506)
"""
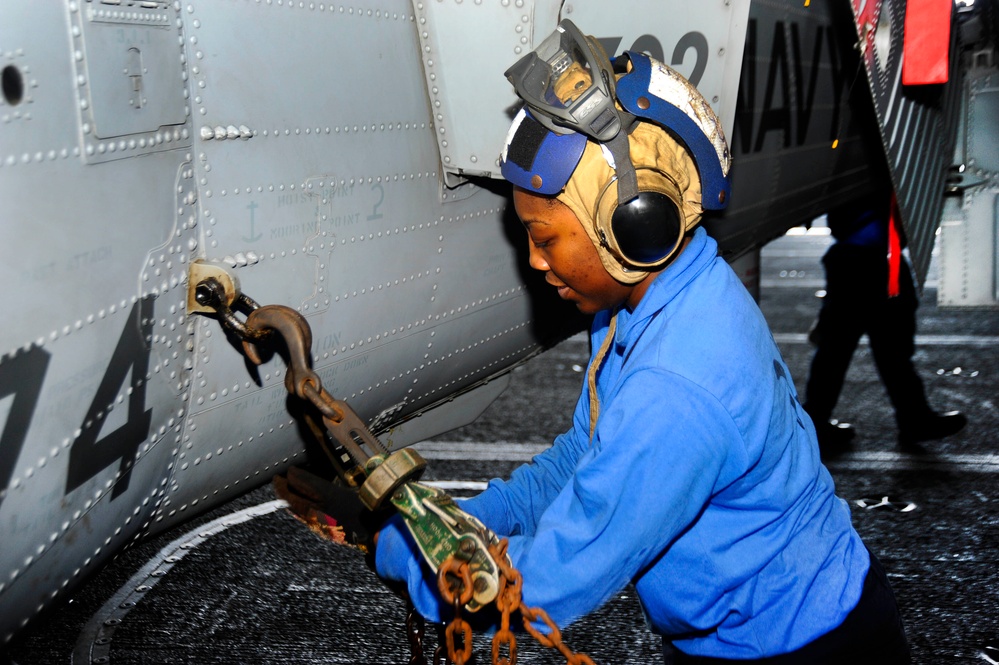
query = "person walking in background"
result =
(803, 187, 967, 453)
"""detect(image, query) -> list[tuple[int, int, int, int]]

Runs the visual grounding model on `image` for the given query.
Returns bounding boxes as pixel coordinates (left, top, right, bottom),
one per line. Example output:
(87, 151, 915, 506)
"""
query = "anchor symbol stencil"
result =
(243, 201, 263, 242)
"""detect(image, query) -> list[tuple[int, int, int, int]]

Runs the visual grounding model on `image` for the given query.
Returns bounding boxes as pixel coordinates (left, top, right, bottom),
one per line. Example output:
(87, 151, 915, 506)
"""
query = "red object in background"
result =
(887, 193, 902, 298)
(902, 0, 952, 85)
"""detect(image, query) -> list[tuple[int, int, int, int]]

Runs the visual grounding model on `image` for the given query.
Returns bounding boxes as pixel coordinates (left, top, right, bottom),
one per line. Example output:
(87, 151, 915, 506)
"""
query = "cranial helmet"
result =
(500, 19, 731, 284)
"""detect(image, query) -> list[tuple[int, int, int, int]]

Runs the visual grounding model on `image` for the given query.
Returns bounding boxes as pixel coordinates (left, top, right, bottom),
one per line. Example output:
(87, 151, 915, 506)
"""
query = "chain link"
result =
(490, 540, 596, 665)
(437, 557, 475, 665)
(434, 624, 450, 665)
(491, 539, 519, 665)
(430, 541, 595, 665)
(407, 604, 429, 665)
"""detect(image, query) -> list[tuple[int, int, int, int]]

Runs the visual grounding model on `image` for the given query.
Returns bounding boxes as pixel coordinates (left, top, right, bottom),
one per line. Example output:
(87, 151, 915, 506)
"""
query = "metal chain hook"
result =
(240, 304, 321, 400)
(234, 304, 389, 469)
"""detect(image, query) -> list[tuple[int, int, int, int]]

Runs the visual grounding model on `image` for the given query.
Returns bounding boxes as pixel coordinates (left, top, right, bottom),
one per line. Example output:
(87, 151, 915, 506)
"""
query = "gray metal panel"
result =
(162, 1, 555, 520)
(0, 1, 194, 640)
(967, 74, 999, 174)
(68, 0, 191, 162)
(850, 0, 962, 288)
(3, 0, 572, 640)
(562, 0, 750, 139)
(414, 0, 750, 182)
(937, 67, 999, 307)
(411, 0, 561, 182)
(938, 192, 999, 306)
(75, 1, 187, 140)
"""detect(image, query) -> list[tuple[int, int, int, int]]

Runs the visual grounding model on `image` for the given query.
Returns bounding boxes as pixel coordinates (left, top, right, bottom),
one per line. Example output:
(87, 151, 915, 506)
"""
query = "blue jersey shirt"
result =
(460, 227, 870, 659)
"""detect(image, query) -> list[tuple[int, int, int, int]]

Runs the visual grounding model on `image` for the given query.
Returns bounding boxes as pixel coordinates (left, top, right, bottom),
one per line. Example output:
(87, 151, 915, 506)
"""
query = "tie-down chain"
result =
(191, 270, 593, 665)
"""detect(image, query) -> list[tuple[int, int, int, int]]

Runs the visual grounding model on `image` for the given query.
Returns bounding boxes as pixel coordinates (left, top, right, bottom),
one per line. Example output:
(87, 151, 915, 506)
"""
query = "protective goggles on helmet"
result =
(504, 19, 622, 142)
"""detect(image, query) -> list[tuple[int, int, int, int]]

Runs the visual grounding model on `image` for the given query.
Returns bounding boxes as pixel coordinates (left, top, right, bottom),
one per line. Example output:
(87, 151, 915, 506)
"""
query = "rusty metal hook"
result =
(242, 304, 320, 400)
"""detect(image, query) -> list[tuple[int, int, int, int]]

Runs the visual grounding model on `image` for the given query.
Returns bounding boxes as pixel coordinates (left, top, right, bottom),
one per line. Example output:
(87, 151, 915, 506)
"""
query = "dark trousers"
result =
(803, 243, 930, 428)
(662, 551, 911, 664)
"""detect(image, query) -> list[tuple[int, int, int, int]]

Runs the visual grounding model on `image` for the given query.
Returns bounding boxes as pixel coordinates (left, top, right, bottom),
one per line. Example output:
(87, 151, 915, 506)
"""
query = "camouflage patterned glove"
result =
(273, 466, 391, 554)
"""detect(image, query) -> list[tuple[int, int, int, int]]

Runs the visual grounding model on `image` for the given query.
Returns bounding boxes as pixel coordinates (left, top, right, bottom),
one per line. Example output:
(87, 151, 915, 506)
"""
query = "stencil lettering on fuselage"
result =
(735, 18, 849, 154)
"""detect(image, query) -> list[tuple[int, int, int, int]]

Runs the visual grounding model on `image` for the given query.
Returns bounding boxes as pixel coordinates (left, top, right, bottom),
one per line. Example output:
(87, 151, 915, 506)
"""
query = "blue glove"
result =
(375, 513, 447, 622)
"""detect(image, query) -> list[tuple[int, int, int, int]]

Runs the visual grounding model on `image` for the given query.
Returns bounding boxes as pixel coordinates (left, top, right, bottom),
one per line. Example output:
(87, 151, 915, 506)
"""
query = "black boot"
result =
(898, 411, 967, 448)
(813, 419, 856, 456)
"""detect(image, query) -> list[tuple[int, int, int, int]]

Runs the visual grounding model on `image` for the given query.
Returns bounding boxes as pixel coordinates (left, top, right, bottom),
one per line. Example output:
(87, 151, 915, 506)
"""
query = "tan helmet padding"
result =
(557, 122, 703, 284)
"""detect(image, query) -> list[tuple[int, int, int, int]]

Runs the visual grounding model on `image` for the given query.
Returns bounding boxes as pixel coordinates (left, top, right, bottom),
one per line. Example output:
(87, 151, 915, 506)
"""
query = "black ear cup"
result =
(591, 166, 689, 280)
(609, 191, 683, 265)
